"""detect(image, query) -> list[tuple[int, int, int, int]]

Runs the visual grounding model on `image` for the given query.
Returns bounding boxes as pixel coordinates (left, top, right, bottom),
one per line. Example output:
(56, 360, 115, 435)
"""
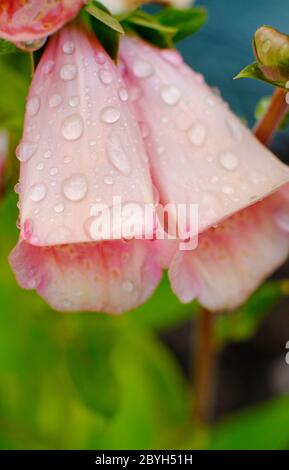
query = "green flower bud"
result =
(253, 26, 289, 82)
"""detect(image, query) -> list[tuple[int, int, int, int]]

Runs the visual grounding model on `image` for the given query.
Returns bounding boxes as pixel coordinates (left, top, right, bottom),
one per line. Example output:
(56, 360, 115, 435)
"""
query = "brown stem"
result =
(254, 87, 288, 145)
(193, 308, 215, 425)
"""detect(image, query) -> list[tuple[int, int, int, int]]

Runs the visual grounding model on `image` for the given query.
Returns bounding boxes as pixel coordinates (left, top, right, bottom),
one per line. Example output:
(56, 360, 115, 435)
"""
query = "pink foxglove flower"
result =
(120, 37, 289, 310)
(9, 25, 161, 313)
(0, 0, 84, 48)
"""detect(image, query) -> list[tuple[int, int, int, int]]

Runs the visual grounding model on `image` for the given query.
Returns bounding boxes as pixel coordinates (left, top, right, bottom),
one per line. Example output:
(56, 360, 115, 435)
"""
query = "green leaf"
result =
(126, 10, 177, 35)
(87, 2, 123, 61)
(209, 396, 289, 450)
(234, 62, 287, 88)
(85, 1, 124, 34)
(215, 281, 287, 345)
(122, 11, 175, 49)
(66, 321, 120, 419)
(156, 7, 208, 42)
(98, 323, 188, 449)
(0, 39, 21, 55)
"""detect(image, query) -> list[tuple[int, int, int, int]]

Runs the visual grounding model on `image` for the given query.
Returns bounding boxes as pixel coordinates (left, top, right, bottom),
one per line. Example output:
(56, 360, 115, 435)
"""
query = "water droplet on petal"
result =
(107, 135, 131, 175)
(60, 63, 77, 81)
(44, 150, 52, 159)
(99, 69, 113, 85)
(61, 114, 84, 141)
(219, 151, 239, 171)
(222, 185, 234, 195)
(62, 174, 88, 201)
(95, 52, 106, 65)
(29, 183, 47, 202)
(160, 85, 181, 105)
(42, 60, 55, 75)
(16, 142, 38, 162)
(14, 182, 20, 194)
(161, 49, 183, 67)
(188, 123, 206, 146)
(36, 162, 44, 171)
(133, 59, 154, 78)
(104, 175, 114, 185)
(226, 117, 243, 142)
(27, 96, 40, 116)
(54, 202, 65, 213)
(69, 95, 79, 107)
(49, 167, 58, 176)
(62, 41, 75, 54)
(118, 87, 129, 102)
(49, 93, 62, 108)
(16, 37, 47, 52)
(122, 280, 134, 292)
(101, 106, 121, 124)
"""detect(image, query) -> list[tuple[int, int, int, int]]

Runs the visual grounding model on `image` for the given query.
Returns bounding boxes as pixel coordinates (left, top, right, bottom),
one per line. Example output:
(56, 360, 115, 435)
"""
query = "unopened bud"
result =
(253, 26, 289, 81)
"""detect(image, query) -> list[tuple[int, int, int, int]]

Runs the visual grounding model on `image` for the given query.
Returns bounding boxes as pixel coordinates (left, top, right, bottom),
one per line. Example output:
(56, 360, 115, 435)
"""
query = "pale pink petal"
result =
(17, 25, 154, 246)
(169, 190, 289, 311)
(9, 239, 162, 313)
(0, 0, 83, 44)
(120, 37, 289, 235)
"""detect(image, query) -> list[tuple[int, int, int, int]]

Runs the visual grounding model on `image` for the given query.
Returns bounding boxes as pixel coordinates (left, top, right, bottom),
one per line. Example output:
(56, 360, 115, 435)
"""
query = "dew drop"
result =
(188, 123, 206, 146)
(118, 87, 129, 102)
(160, 85, 181, 105)
(16, 37, 47, 52)
(29, 183, 47, 202)
(95, 52, 106, 65)
(16, 142, 37, 162)
(62, 174, 88, 201)
(99, 69, 113, 85)
(36, 162, 44, 171)
(61, 114, 84, 141)
(44, 150, 52, 159)
(42, 60, 55, 75)
(219, 151, 239, 171)
(49, 93, 62, 108)
(122, 280, 134, 292)
(60, 63, 77, 81)
(49, 167, 58, 176)
(101, 106, 121, 124)
(27, 96, 40, 116)
(68, 96, 79, 108)
(62, 41, 75, 54)
(133, 59, 154, 78)
(54, 202, 65, 213)
(226, 117, 243, 142)
(222, 185, 234, 195)
(161, 49, 183, 67)
(104, 175, 114, 185)
(107, 135, 131, 175)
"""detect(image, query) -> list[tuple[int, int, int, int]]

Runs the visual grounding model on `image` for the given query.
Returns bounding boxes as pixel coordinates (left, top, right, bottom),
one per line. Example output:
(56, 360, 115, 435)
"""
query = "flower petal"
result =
(120, 37, 289, 234)
(9, 239, 162, 313)
(0, 0, 83, 44)
(169, 189, 289, 311)
(17, 25, 154, 246)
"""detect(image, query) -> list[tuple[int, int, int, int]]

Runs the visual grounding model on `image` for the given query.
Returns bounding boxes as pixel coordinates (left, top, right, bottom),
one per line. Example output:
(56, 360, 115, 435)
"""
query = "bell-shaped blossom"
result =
(9, 25, 161, 313)
(120, 37, 289, 310)
(0, 0, 83, 46)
